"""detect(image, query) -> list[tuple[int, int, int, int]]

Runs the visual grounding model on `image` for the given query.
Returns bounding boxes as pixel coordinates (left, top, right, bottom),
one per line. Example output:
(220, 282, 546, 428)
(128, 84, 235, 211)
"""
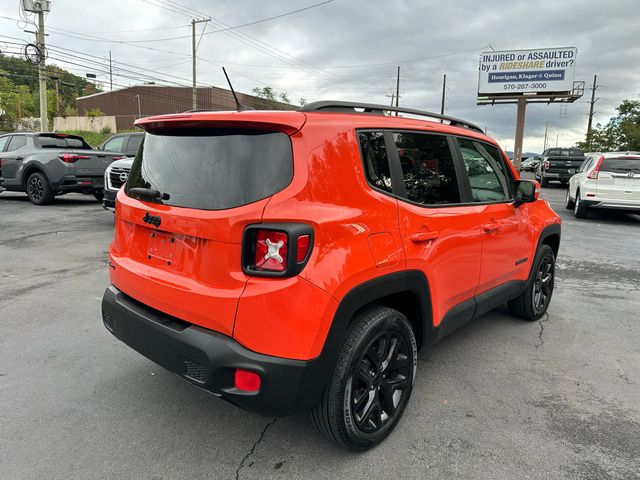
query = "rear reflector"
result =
(234, 369, 261, 392)
(296, 234, 310, 262)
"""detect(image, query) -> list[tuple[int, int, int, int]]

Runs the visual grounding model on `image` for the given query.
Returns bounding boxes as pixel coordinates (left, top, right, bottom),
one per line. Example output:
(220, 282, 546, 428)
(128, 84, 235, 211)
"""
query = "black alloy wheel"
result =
(508, 244, 556, 321)
(311, 306, 417, 450)
(532, 255, 554, 315)
(26, 172, 54, 205)
(351, 330, 412, 433)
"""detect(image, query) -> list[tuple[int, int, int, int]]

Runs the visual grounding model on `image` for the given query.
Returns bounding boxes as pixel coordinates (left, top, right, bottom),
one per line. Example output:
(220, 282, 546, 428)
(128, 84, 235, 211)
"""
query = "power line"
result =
(126, 0, 333, 43)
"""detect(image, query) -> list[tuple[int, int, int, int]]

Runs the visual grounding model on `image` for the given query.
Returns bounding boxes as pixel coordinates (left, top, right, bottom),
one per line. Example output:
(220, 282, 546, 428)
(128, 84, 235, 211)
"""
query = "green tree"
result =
(578, 99, 640, 151)
(0, 74, 34, 129)
(251, 86, 304, 109)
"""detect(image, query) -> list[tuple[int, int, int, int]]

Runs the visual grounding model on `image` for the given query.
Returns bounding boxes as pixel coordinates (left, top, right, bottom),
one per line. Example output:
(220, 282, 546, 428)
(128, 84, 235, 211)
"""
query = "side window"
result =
(0, 136, 10, 152)
(393, 132, 461, 205)
(359, 131, 392, 194)
(578, 157, 591, 173)
(126, 135, 143, 154)
(103, 136, 125, 152)
(459, 139, 514, 203)
(6, 135, 27, 152)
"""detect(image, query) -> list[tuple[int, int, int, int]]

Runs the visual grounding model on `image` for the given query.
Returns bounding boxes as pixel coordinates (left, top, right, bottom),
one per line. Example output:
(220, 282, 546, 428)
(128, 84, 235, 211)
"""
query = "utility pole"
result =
(108, 50, 113, 91)
(555, 132, 559, 148)
(543, 122, 548, 151)
(36, 3, 48, 131)
(191, 18, 210, 110)
(394, 66, 400, 116)
(440, 73, 446, 121)
(586, 74, 599, 150)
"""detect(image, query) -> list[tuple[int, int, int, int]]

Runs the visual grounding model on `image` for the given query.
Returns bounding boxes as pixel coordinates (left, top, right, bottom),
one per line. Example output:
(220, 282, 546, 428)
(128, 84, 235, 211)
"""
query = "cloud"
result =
(3, 0, 638, 152)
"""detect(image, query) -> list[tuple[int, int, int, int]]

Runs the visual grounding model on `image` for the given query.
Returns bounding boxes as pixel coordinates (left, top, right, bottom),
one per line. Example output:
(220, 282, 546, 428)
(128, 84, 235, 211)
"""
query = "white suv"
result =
(566, 152, 640, 218)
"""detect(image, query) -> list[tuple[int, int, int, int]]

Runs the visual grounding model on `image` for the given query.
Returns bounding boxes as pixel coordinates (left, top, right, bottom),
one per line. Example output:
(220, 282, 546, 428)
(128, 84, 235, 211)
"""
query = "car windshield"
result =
(126, 128, 293, 210)
(546, 149, 583, 157)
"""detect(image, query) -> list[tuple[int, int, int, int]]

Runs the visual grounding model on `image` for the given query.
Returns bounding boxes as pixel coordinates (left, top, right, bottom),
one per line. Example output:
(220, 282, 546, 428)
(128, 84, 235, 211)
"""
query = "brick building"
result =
(76, 85, 296, 131)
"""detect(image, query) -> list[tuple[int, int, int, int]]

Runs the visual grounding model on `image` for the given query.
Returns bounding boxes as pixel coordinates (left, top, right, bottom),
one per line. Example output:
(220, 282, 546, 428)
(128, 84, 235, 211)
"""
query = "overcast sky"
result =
(2, 0, 638, 152)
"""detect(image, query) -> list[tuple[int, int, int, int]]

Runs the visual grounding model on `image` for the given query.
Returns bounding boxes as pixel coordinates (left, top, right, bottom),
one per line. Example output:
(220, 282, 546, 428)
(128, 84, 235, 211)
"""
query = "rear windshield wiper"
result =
(128, 187, 170, 201)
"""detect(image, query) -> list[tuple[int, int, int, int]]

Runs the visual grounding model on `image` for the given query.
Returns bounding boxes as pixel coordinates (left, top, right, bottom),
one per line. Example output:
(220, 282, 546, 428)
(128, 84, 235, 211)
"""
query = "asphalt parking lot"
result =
(1, 177, 639, 480)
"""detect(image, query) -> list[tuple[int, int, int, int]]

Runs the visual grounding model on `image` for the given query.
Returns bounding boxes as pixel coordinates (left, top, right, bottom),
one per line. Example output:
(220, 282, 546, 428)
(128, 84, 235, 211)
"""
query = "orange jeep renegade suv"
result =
(102, 101, 561, 450)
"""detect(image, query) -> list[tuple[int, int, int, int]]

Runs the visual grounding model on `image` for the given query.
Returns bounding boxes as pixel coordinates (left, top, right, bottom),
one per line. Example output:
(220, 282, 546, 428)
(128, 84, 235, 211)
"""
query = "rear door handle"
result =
(410, 231, 439, 242)
(483, 223, 500, 234)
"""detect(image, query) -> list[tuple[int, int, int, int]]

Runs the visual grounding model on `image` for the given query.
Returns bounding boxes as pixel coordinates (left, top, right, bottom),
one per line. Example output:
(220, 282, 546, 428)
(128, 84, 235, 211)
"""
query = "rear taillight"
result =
(112, 156, 126, 161)
(587, 155, 604, 179)
(58, 153, 91, 163)
(543, 160, 550, 170)
(255, 230, 288, 272)
(243, 223, 313, 277)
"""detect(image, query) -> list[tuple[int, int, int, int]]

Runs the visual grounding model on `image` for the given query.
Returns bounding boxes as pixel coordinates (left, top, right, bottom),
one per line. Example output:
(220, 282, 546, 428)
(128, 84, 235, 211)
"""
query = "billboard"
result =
(478, 47, 577, 96)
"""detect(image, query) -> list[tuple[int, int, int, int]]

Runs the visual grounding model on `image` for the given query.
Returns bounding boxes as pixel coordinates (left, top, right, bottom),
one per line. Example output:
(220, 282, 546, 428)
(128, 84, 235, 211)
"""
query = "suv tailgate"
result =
(109, 117, 299, 335)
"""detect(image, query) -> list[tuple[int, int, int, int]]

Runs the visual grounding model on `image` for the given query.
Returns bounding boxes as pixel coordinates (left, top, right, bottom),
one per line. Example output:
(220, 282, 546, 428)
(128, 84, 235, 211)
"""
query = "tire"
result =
(574, 190, 588, 218)
(540, 177, 549, 188)
(311, 306, 417, 450)
(94, 191, 104, 202)
(565, 189, 575, 209)
(26, 172, 54, 205)
(508, 244, 555, 321)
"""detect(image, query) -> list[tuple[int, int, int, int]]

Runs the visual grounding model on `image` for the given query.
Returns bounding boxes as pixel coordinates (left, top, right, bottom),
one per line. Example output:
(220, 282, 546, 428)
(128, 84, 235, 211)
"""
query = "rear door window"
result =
(103, 136, 125, 152)
(458, 138, 514, 203)
(392, 132, 461, 205)
(0, 136, 9, 152)
(126, 129, 293, 210)
(126, 135, 143, 155)
(7, 135, 27, 152)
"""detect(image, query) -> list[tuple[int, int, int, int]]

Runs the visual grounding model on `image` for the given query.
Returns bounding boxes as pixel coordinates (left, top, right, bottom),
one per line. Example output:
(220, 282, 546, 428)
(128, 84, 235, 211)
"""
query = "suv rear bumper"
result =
(101, 285, 330, 416)
(579, 198, 640, 212)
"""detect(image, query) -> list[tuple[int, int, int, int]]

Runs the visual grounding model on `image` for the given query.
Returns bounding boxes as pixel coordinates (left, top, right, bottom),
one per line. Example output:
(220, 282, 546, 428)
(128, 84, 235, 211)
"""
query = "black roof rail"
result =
(299, 100, 484, 134)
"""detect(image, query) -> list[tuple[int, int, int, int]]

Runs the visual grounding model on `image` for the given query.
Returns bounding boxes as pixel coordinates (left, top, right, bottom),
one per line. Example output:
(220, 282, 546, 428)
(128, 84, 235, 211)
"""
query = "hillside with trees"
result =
(0, 54, 97, 130)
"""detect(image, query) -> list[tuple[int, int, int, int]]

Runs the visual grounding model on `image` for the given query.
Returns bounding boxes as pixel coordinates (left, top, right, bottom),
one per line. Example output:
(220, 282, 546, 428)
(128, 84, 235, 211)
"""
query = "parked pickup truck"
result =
(535, 148, 585, 187)
(0, 132, 125, 205)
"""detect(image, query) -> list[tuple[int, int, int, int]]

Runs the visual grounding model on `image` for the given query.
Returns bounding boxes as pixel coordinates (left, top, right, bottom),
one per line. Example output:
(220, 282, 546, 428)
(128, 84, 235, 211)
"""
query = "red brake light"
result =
(112, 156, 126, 161)
(543, 160, 550, 170)
(58, 153, 91, 163)
(254, 230, 288, 272)
(296, 234, 310, 262)
(234, 369, 261, 392)
(587, 155, 604, 179)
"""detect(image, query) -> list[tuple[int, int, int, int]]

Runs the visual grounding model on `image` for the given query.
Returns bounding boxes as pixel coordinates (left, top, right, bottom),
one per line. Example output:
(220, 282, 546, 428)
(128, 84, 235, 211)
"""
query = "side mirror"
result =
(514, 179, 539, 207)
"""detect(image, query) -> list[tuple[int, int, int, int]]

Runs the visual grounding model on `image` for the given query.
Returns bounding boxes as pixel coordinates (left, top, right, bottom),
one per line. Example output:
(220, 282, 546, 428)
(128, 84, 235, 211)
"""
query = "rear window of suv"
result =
(600, 157, 640, 173)
(36, 134, 91, 149)
(126, 128, 293, 210)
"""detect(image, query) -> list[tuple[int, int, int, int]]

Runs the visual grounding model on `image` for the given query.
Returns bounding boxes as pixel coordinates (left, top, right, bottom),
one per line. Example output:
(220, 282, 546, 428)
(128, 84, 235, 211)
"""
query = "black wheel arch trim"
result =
(536, 223, 561, 260)
(322, 270, 435, 356)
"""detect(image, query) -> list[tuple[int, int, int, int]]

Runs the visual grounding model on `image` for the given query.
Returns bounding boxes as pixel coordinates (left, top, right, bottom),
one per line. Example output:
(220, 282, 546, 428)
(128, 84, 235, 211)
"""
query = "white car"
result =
(566, 152, 640, 218)
(102, 157, 134, 210)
